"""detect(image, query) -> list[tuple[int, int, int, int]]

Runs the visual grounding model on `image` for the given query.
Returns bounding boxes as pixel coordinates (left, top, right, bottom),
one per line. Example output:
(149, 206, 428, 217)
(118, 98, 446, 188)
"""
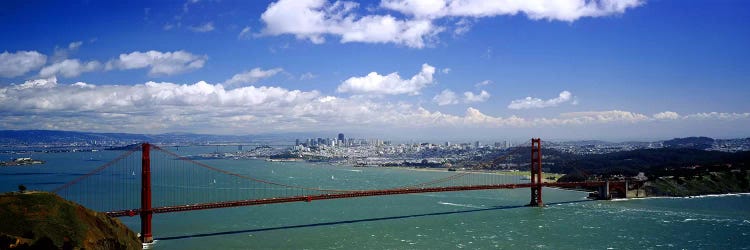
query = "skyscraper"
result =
(338, 133, 345, 142)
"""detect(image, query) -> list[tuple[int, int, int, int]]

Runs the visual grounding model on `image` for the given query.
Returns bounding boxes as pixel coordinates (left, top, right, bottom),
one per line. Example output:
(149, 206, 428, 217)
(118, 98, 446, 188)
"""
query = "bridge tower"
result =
(140, 143, 154, 243)
(528, 138, 543, 207)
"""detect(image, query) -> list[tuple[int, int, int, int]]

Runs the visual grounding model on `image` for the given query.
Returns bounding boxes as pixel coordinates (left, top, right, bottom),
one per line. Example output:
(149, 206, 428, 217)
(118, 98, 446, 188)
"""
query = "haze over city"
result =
(1, 0, 749, 140)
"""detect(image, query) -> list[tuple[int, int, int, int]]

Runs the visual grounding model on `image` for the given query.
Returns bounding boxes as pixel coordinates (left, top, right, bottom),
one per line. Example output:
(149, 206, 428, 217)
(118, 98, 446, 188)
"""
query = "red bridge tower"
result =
(528, 138, 543, 207)
(140, 143, 153, 243)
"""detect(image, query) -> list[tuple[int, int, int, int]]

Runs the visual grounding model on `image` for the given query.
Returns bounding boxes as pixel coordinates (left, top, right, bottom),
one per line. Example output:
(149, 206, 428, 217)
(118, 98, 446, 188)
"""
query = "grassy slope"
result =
(647, 171, 750, 196)
(0, 192, 140, 250)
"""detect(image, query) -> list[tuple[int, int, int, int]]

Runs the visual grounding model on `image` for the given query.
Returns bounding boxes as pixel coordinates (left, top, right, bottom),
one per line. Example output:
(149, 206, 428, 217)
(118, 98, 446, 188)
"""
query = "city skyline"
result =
(1, 0, 749, 140)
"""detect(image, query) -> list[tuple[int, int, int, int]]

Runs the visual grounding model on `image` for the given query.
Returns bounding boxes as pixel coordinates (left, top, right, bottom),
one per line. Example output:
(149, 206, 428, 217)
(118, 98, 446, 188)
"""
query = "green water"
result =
(1, 147, 748, 249)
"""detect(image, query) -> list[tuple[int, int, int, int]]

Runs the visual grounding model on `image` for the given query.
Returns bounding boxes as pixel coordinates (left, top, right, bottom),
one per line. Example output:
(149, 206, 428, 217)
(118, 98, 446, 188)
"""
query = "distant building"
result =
(338, 133, 345, 142)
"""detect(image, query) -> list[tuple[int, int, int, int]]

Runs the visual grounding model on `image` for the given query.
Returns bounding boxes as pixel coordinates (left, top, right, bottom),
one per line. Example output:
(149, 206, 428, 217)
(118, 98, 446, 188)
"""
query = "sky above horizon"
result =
(0, 0, 749, 141)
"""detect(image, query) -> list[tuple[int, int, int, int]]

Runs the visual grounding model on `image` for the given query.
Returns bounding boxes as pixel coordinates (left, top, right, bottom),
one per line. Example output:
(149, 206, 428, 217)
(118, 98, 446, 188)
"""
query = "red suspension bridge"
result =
(52, 138, 626, 243)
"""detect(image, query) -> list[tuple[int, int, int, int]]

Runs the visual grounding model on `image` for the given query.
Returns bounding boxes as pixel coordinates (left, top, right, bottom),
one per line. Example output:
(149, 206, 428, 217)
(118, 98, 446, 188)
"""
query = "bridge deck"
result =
(106, 181, 616, 217)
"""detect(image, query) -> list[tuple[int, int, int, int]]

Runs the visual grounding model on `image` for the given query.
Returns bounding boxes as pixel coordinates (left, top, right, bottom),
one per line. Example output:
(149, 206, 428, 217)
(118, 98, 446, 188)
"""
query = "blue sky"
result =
(0, 0, 749, 141)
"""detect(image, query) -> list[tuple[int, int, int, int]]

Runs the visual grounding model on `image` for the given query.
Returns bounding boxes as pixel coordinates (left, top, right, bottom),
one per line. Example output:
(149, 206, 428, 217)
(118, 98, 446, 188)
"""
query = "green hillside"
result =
(0, 192, 140, 250)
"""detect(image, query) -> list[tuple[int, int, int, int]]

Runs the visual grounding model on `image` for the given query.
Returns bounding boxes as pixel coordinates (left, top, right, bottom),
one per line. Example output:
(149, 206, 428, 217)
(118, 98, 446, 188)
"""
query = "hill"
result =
(0, 192, 140, 250)
(663, 136, 715, 150)
(473, 146, 750, 177)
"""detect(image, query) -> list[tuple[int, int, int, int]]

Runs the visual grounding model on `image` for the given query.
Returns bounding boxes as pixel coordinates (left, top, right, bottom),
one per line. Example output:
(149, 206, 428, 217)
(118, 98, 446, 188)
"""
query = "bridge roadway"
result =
(106, 181, 618, 217)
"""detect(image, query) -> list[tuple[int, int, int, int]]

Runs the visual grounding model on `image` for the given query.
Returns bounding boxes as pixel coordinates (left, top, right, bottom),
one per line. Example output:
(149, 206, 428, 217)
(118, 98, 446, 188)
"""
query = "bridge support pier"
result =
(597, 181, 610, 200)
(141, 143, 154, 243)
(528, 138, 543, 207)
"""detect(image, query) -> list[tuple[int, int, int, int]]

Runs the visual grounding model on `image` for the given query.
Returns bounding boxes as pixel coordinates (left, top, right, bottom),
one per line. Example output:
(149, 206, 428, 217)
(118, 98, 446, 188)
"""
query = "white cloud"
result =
(380, 0, 644, 21)
(1, 79, 318, 114)
(683, 112, 750, 120)
(72, 81, 95, 88)
(238, 26, 252, 39)
(441, 68, 451, 74)
(551, 110, 650, 124)
(653, 111, 680, 120)
(189, 22, 215, 32)
(11, 76, 58, 90)
(223, 67, 283, 87)
(508, 90, 573, 109)
(453, 18, 473, 35)
(260, 0, 441, 48)
(52, 41, 84, 61)
(0, 78, 747, 135)
(434, 89, 490, 105)
(260, 0, 642, 48)
(106, 50, 207, 76)
(474, 80, 491, 87)
(337, 63, 435, 95)
(433, 89, 458, 105)
(68, 41, 83, 50)
(464, 90, 490, 103)
(38, 59, 102, 78)
(0, 51, 47, 77)
(300, 72, 317, 80)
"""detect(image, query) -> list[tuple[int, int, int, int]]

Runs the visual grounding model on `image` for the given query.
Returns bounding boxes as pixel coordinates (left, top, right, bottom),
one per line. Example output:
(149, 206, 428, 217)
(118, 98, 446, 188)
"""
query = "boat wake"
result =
(438, 201, 484, 209)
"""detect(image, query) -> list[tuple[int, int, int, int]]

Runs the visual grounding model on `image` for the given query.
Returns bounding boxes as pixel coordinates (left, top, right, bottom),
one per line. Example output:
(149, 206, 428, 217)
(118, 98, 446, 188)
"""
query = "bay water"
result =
(1, 146, 748, 249)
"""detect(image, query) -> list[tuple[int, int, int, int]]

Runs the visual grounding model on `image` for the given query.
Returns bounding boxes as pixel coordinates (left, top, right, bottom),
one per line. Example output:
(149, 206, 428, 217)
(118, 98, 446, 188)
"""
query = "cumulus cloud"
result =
(223, 67, 283, 87)
(0, 78, 319, 115)
(11, 76, 59, 90)
(552, 110, 650, 124)
(464, 90, 490, 103)
(106, 50, 207, 76)
(380, 0, 644, 21)
(0, 51, 47, 77)
(433, 89, 458, 106)
(38, 59, 102, 78)
(683, 112, 750, 120)
(189, 22, 215, 32)
(260, 0, 441, 48)
(0, 78, 747, 134)
(508, 90, 573, 109)
(653, 111, 680, 120)
(337, 63, 435, 95)
(260, 0, 642, 48)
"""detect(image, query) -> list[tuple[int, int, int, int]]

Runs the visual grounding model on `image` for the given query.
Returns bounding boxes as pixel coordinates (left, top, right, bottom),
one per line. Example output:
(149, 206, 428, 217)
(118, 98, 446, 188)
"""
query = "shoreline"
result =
(611, 192, 750, 201)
